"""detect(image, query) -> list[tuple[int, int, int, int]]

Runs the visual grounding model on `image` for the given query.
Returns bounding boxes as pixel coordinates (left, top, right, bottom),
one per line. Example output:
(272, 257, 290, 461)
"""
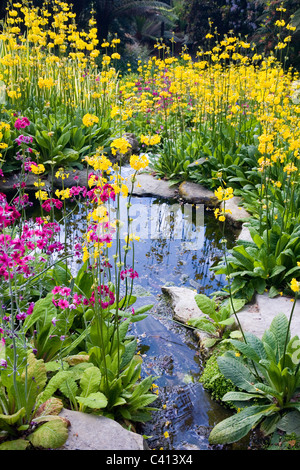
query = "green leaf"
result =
(188, 317, 217, 335)
(28, 418, 69, 449)
(0, 408, 26, 426)
(222, 391, 264, 402)
(209, 405, 278, 444)
(194, 294, 216, 317)
(80, 366, 101, 397)
(120, 339, 137, 369)
(0, 439, 30, 450)
(76, 392, 108, 409)
(277, 411, 300, 435)
(217, 355, 258, 392)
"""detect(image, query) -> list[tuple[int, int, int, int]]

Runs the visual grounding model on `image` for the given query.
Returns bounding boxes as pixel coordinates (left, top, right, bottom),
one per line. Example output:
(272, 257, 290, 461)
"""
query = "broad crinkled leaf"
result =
(33, 397, 64, 420)
(209, 405, 278, 444)
(28, 418, 69, 449)
(217, 355, 258, 392)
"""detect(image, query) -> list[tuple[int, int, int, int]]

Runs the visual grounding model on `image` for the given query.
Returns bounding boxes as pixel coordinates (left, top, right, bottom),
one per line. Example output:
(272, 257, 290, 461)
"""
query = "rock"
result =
(0, 172, 47, 194)
(178, 181, 219, 207)
(126, 173, 178, 199)
(162, 286, 300, 344)
(224, 196, 251, 227)
(58, 409, 147, 450)
(161, 286, 201, 324)
(236, 292, 300, 339)
(237, 224, 253, 243)
(48, 168, 91, 189)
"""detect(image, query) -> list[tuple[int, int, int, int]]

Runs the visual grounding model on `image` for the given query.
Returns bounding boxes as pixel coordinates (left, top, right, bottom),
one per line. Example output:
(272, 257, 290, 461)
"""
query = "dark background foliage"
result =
(0, 0, 299, 69)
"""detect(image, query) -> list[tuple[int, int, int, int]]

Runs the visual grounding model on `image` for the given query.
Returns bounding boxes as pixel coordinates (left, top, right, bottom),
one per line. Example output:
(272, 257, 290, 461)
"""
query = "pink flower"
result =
(58, 298, 69, 310)
(14, 116, 30, 130)
(52, 286, 62, 294)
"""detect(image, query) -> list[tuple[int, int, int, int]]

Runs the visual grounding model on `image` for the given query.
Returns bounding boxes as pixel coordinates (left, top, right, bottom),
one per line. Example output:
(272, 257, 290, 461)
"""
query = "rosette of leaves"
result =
(209, 313, 300, 445)
(212, 224, 300, 301)
(187, 293, 245, 348)
(0, 353, 70, 450)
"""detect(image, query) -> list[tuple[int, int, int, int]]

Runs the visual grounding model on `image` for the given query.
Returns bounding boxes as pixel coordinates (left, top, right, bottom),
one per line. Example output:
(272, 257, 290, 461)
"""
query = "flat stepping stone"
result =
(178, 181, 219, 207)
(58, 409, 147, 450)
(162, 286, 300, 343)
(237, 292, 300, 339)
(126, 173, 178, 199)
(224, 196, 251, 227)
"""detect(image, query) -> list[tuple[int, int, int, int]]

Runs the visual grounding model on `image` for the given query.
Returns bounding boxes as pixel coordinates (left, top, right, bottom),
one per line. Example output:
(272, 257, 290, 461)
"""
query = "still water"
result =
(60, 193, 244, 450)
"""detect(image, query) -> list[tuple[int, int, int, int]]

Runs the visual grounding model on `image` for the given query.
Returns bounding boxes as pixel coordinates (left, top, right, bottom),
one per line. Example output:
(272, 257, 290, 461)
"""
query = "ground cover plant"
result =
(0, 0, 300, 450)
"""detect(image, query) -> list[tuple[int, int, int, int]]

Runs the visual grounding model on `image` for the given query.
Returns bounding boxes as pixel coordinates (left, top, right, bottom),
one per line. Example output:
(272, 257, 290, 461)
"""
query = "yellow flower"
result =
(214, 186, 234, 201)
(110, 137, 131, 156)
(31, 164, 45, 175)
(130, 154, 149, 171)
(82, 113, 99, 127)
(291, 278, 300, 293)
(38, 77, 55, 89)
(140, 134, 161, 146)
(35, 190, 48, 200)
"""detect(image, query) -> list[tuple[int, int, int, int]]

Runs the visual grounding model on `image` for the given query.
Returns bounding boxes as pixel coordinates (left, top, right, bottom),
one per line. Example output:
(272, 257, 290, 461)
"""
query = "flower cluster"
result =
(120, 268, 139, 280)
(82, 113, 99, 127)
(14, 116, 30, 130)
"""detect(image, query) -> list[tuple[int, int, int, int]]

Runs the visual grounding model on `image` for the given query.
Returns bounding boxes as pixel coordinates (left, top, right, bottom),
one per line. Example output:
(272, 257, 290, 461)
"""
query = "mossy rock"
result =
(199, 342, 236, 406)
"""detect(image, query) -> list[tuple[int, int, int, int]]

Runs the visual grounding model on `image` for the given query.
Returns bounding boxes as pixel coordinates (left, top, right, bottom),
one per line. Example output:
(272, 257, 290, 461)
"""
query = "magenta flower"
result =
(14, 116, 30, 130)
(58, 298, 69, 310)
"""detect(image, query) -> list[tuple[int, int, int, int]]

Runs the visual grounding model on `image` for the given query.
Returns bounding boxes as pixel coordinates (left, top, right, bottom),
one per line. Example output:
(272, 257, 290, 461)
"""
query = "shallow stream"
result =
(59, 192, 252, 450)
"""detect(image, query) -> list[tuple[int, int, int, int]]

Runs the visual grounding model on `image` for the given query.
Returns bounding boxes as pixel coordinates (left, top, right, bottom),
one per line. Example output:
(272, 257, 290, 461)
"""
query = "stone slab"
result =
(237, 292, 300, 339)
(126, 173, 178, 199)
(223, 196, 251, 228)
(58, 409, 147, 450)
(161, 286, 202, 324)
(162, 286, 300, 343)
(178, 181, 219, 207)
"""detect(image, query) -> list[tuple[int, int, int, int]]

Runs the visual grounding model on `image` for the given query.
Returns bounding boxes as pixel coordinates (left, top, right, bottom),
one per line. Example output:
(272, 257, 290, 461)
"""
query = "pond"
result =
(55, 189, 253, 450)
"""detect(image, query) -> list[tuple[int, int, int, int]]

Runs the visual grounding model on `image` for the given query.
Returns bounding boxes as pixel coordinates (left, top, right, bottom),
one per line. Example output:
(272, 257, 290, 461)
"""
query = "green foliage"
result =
(187, 293, 245, 348)
(209, 313, 300, 445)
(0, 352, 69, 450)
(213, 225, 300, 301)
(28, 112, 111, 170)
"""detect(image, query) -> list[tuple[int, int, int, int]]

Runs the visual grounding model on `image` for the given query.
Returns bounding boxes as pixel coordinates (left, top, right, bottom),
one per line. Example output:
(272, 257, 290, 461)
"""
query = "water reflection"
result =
(45, 195, 238, 450)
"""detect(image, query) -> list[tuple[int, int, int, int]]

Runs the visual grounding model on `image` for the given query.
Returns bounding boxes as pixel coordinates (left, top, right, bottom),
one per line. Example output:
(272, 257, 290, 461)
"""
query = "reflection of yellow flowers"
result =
(125, 233, 140, 244)
(130, 154, 149, 171)
(82, 113, 99, 127)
